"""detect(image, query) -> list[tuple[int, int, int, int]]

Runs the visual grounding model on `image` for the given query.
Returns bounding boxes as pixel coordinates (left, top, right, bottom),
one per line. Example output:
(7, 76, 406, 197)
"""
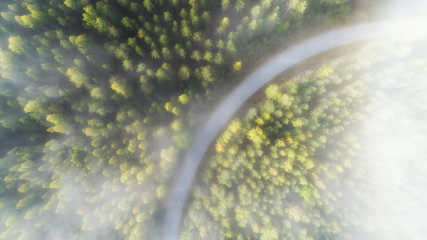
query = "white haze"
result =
(2, 1, 427, 240)
(383, 0, 427, 20)
(348, 1, 427, 239)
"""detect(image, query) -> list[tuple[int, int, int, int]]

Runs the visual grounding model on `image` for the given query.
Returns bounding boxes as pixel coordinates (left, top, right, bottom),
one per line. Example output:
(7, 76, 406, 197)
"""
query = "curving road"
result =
(163, 20, 427, 240)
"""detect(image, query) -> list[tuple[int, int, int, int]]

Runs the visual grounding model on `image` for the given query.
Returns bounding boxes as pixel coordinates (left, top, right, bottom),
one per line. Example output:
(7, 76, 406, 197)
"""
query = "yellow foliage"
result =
(280, 94, 294, 107)
(221, 17, 229, 27)
(287, 206, 303, 222)
(286, 136, 293, 144)
(16, 197, 29, 209)
(66, 67, 88, 88)
(229, 144, 238, 155)
(178, 93, 189, 104)
(255, 117, 264, 125)
(235, 207, 249, 222)
(252, 223, 260, 233)
(5, 215, 15, 227)
(303, 159, 315, 169)
(17, 183, 29, 193)
(262, 112, 270, 120)
(171, 106, 181, 115)
(8, 36, 25, 54)
(136, 213, 145, 223)
(82, 127, 98, 137)
(47, 125, 69, 134)
(110, 76, 132, 98)
(333, 97, 342, 105)
(283, 160, 293, 172)
(215, 142, 225, 153)
(170, 119, 182, 131)
(319, 135, 327, 143)
(145, 163, 154, 175)
(316, 64, 335, 78)
(265, 84, 281, 100)
(228, 120, 241, 133)
(137, 28, 145, 38)
(276, 139, 286, 147)
(268, 167, 278, 176)
(233, 61, 242, 71)
(49, 179, 60, 189)
(136, 172, 145, 184)
(292, 118, 304, 128)
(164, 102, 172, 111)
(221, 160, 230, 168)
(247, 126, 267, 145)
(156, 185, 166, 199)
(199, 226, 206, 238)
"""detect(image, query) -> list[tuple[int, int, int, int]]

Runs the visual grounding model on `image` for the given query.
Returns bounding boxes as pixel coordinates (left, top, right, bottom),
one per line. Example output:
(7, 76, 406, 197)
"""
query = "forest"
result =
(1, 0, 426, 240)
(181, 37, 427, 239)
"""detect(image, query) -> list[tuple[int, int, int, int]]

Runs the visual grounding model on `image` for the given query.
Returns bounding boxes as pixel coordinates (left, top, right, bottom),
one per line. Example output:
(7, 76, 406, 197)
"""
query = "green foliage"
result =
(288, 0, 308, 18)
(247, 127, 267, 146)
(0, 0, 355, 239)
(178, 94, 189, 104)
(181, 39, 427, 239)
(15, 4, 48, 29)
(110, 76, 132, 98)
(66, 67, 89, 88)
(8, 36, 26, 55)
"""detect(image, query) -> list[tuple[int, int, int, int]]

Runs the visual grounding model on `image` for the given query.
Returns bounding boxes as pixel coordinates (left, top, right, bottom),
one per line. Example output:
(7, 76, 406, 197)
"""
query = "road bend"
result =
(163, 20, 427, 240)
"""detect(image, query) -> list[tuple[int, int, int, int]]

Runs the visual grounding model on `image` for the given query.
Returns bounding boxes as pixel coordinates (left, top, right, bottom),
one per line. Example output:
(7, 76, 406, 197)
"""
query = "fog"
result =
(165, 23, 427, 240)
(383, 0, 427, 19)
(352, 1, 427, 238)
(2, 0, 427, 239)
(166, 1, 427, 239)
(344, 36, 427, 239)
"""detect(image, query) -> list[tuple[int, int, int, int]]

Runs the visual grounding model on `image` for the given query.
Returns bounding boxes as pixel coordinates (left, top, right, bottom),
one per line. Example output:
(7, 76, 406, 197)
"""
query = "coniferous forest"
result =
(1, 0, 427, 239)
(181, 37, 427, 239)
